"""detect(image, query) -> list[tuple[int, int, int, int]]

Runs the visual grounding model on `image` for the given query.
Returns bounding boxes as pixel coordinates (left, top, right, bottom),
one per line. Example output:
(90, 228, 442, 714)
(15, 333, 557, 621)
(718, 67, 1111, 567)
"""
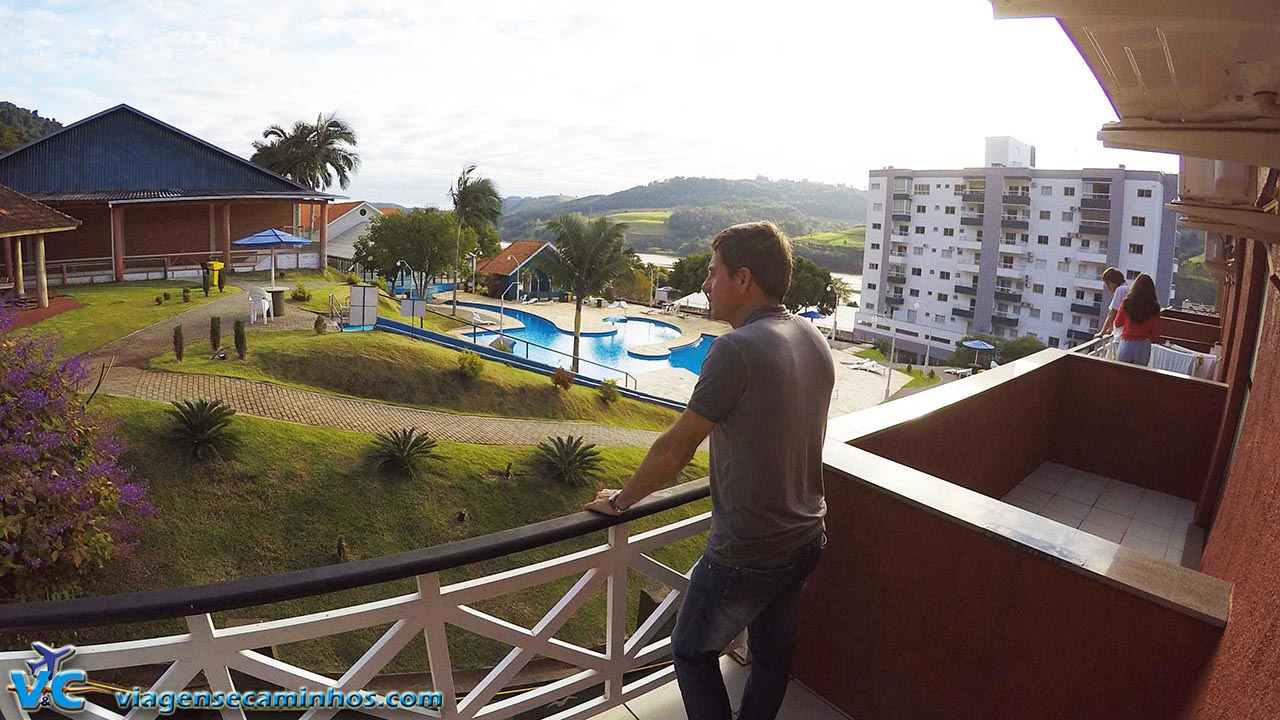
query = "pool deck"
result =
(440, 293, 911, 413)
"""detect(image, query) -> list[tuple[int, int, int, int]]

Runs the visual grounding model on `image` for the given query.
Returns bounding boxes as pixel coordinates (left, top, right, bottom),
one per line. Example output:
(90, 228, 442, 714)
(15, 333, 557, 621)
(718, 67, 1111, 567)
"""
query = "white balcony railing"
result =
(0, 483, 714, 720)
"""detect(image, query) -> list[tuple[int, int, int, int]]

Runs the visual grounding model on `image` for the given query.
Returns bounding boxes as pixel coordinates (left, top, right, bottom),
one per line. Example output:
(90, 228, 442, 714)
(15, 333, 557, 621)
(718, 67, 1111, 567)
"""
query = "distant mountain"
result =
(502, 195, 576, 215)
(371, 202, 412, 213)
(0, 102, 63, 153)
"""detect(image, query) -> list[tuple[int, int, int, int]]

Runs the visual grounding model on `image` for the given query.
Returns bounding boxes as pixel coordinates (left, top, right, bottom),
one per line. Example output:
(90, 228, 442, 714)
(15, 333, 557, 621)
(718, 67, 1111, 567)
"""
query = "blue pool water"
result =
(462, 303, 716, 382)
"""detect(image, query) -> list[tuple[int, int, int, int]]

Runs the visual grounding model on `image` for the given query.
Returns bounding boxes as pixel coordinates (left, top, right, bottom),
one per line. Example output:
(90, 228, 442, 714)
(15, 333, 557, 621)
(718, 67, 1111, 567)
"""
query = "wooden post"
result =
(319, 202, 329, 270)
(111, 205, 125, 281)
(2, 235, 11, 284)
(13, 237, 24, 299)
(220, 203, 232, 265)
(34, 234, 48, 308)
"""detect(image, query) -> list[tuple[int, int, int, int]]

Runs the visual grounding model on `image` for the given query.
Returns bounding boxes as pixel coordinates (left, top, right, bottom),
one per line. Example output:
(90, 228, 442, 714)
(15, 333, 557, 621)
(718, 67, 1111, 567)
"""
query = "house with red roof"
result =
(474, 240, 557, 299)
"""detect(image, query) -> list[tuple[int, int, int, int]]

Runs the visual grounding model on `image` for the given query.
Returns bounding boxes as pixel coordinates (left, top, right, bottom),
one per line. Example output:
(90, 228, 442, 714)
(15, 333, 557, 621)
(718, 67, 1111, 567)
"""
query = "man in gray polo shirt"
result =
(586, 221, 835, 720)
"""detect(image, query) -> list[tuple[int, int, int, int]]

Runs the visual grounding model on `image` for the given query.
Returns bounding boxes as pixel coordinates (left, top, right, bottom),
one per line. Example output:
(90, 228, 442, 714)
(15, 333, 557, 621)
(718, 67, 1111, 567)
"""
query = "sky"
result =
(0, 0, 1178, 208)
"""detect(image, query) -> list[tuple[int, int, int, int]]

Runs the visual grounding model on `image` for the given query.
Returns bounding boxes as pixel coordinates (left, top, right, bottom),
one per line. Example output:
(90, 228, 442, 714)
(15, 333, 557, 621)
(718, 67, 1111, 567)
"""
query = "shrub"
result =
(370, 428, 440, 481)
(457, 350, 484, 381)
(202, 271, 211, 297)
(233, 319, 247, 360)
(927, 368, 937, 379)
(182, 287, 191, 303)
(313, 314, 327, 335)
(209, 316, 221, 352)
(291, 281, 312, 302)
(173, 326, 184, 361)
(163, 291, 171, 301)
(217, 270, 226, 293)
(598, 379, 620, 404)
(534, 435, 603, 486)
(906, 364, 914, 374)
(0, 309, 153, 598)
(154, 295, 163, 305)
(373, 277, 388, 293)
(278, 269, 287, 280)
(874, 339, 891, 357)
(551, 367, 575, 391)
(346, 273, 360, 286)
(166, 399, 236, 461)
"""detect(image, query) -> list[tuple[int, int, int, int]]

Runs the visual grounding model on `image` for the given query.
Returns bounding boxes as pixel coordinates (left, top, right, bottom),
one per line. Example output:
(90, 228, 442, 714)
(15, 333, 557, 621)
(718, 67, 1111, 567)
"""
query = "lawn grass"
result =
(148, 330, 681, 431)
(855, 347, 887, 362)
(600, 210, 672, 238)
(46, 396, 710, 673)
(853, 347, 939, 388)
(17, 280, 240, 356)
(791, 226, 865, 247)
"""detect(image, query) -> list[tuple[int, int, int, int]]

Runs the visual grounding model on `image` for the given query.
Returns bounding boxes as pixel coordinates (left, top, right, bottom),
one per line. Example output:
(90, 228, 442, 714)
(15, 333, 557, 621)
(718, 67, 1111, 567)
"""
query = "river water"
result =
(637, 252, 861, 310)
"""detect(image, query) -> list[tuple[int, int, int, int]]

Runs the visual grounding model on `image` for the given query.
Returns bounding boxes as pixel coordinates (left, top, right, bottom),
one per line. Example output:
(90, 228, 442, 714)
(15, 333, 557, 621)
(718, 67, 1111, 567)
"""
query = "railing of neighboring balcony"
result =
(0, 482, 714, 720)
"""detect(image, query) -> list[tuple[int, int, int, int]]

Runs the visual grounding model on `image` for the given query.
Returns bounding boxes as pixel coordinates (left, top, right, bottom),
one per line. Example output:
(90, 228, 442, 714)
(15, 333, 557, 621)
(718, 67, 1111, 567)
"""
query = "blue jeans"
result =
(1117, 338, 1152, 366)
(672, 534, 825, 720)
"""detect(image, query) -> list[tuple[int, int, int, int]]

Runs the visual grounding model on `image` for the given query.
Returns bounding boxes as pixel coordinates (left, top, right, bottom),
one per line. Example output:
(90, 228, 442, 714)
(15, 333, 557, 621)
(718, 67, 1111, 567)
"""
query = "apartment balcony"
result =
(1001, 193, 1032, 205)
(999, 242, 1027, 254)
(960, 214, 984, 226)
(886, 295, 905, 306)
(893, 192, 912, 200)
(1079, 221, 1110, 236)
(892, 212, 913, 222)
(957, 256, 981, 270)
(809, 346, 1230, 718)
(1073, 302, 1103, 316)
(1000, 216, 1030, 230)
(952, 307, 975, 318)
(962, 191, 986, 203)
(1075, 273, 1105, 290)
(954, 236, 983, 250)
(887, 272, 908, 285)
(889, 229, 911, 238)
(955, 284, 978, 296)
(995, 288, 1023, 303)
(1067, 327, 1096, 342)
(1081, 195, 1112, 210)
(996, 264, 1023, 279)
(991, 313, 1020, 327)
(887, 250, 908, 258)
(1077, 244, 1108, 258)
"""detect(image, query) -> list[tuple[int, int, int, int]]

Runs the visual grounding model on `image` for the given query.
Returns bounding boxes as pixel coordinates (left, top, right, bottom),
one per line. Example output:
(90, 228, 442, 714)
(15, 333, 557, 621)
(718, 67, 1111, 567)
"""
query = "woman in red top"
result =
(1114, 273, 1161, 366)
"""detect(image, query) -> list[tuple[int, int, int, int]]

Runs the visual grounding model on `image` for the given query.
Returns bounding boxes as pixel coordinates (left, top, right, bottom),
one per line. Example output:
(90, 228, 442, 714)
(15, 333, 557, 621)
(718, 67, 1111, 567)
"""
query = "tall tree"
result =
(542, 214, 632, 372)
(352, 209, 469, 299)
(250, 113, 361, 236)
(449, 165, 502, 315)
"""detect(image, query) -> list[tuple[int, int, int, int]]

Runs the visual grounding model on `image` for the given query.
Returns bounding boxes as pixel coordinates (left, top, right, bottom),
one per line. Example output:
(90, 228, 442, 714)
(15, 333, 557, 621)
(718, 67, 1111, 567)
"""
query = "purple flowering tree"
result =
(0, 310, 155, 599)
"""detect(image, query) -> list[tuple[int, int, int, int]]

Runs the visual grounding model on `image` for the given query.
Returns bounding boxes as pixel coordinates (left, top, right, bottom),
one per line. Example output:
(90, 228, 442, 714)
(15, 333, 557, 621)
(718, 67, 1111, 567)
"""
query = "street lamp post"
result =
(498, 255, 515, 333)
(883, 307, 897, 402)
(826, 283, 842, 345)
(914, 301, 932, 368)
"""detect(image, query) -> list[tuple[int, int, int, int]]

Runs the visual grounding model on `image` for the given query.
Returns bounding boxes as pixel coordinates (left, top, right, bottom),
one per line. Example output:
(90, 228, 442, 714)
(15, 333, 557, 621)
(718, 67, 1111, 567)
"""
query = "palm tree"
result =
(542, 213, 631, 372)
(250, 113, 361, 237)
(448, 165, 502, 315)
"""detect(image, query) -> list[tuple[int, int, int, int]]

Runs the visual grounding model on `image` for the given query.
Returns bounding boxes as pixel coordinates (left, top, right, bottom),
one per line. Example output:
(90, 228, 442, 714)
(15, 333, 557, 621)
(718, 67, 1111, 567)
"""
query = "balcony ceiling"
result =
(991, 1, 1280, 167)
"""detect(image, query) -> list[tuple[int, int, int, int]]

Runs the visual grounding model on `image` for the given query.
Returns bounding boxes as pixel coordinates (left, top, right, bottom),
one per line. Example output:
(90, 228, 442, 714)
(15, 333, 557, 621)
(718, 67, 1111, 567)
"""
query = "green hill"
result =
(0, 101, 63, 152)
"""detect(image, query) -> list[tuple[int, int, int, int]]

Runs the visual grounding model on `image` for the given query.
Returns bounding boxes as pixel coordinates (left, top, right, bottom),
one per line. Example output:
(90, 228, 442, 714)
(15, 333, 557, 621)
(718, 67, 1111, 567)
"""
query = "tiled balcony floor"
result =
(598, 656, 848, 719)
(1002, 462, 1204, 567)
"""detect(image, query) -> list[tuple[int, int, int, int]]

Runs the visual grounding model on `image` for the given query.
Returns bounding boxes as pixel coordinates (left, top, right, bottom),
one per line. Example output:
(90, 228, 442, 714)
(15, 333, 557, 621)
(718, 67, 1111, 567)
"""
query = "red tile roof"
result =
(379, 207, 402, 215)
(476, 240, 552, 276)
(0, 183, 81, 238)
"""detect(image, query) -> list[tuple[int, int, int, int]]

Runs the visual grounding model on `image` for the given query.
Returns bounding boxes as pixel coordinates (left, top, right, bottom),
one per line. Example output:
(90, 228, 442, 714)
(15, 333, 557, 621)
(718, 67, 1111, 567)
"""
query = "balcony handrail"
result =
(0, 479, 711, 632)
(1000, 213, 1030, 221)
(1084, 192, 1111, 199)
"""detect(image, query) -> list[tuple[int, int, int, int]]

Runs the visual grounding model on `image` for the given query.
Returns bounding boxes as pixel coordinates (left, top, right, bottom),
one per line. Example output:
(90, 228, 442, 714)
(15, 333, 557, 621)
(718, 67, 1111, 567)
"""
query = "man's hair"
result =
(1102, 267, 1126, 286)
(710, 221, 793, 300)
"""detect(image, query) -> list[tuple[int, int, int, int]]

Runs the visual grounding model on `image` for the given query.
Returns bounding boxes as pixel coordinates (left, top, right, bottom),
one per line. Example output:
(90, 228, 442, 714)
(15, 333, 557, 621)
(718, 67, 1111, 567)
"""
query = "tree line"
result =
(0, 102, 63, 152)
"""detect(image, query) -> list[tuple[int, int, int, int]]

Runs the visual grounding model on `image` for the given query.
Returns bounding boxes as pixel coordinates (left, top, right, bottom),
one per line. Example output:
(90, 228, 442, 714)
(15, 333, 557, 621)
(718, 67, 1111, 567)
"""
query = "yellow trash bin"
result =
(205, 260, 224, 286)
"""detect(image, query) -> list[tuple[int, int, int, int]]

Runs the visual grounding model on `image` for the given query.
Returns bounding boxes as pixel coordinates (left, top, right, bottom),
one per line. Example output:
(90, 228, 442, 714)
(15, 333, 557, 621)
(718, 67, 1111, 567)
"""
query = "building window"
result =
(1061, 211, 1073, 221)
(1072, 315, 1082, 326)
(943, 228, 955, 236)
(1132, 216, 1146, 227)
(945, 206, 956, 215)
(1063, 187, 1076, 197)
(1032, 283, 1044, 294)
(909, 289, 920, 297)
(866, 303, 874, 311)
(1129, 243, 1144, 254)
(1127, 269, 1140, 280)
(871, 182, 881, 190)
(1037, 235, 1049, 245)
(1039, 210, 1051, 220)
(913, 246, 925, 255)
(1137, 188, 1152, 198)
(1058, 260, 1071, 272)
(871, 243, 880, 250)
(915, 226, 925, 234)
(1080, 238, 1090, 249)
(911, 268, 923, 276)
(916, 205, 927, 213)
(1060, 237, 1072, 247)
(1048, 337, 1060, 348)
(1052, 311, 1064, 322)
(940, 271, 951, 280)
(1055, 287, 1067, 298)
(872, 222, 882, 230)
(873, 203, 884, 211)
(941, 249, 953, 259)
(1041, 186, 1052, 196)
(938, 293, 949, 302)
(867, 283, 877, 290)
(868, 263, 879, 270)
(914, 184, 931, 194)
(1030, 308, 1041, 319)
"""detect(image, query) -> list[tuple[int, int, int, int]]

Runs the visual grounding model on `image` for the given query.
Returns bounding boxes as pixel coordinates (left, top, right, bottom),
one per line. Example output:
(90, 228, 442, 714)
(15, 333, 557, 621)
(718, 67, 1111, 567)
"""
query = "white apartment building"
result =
(855, 139, 1178, 362)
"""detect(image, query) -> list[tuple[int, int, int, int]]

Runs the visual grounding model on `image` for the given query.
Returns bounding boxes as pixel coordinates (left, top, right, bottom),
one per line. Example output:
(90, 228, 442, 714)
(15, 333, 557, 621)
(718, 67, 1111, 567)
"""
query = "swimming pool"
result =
(462, 303, 716, 382)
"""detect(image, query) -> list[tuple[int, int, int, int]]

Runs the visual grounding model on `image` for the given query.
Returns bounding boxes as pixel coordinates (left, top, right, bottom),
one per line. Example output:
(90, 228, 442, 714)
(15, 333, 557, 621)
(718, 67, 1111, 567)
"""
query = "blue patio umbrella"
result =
(961, 339, 996, 368)
(231, 228, 312, 288)
(800, 310, 825, 320)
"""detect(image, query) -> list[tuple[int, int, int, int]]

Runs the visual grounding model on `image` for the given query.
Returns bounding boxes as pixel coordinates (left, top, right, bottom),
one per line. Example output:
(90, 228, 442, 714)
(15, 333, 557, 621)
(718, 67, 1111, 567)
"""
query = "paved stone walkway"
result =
(101, 366, 668, 447)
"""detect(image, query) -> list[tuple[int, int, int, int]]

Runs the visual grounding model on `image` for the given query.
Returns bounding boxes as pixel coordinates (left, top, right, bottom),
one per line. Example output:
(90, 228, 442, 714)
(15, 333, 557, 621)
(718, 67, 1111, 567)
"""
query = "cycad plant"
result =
(166, 399, 236, 460)
(534, 435, 604, 486)
(370, 428, 440, 481)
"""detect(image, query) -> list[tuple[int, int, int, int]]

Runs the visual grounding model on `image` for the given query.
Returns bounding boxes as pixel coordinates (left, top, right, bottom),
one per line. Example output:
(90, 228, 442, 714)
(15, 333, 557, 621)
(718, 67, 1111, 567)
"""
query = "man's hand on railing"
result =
(585, 488, 624, 516)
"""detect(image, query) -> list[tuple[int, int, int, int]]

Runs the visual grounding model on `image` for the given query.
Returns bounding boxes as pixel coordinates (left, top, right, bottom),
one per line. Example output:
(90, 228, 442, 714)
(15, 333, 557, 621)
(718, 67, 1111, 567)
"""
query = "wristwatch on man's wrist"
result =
(607, 491, 626, 513)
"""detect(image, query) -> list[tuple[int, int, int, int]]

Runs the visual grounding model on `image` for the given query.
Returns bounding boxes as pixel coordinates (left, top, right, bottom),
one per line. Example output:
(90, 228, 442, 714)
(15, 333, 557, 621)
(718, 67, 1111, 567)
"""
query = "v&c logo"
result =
(6, 642, 86, 712)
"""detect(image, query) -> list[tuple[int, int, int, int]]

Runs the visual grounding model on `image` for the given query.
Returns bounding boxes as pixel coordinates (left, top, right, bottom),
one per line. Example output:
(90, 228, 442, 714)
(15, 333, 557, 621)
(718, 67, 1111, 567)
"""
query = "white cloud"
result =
(1, 0, 1177, 206)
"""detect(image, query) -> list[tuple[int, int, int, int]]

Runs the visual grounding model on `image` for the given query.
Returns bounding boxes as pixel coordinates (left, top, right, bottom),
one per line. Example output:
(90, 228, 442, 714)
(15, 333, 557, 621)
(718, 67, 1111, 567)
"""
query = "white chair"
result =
(248, 288, 273, 325)
(469, 310, 497, 327)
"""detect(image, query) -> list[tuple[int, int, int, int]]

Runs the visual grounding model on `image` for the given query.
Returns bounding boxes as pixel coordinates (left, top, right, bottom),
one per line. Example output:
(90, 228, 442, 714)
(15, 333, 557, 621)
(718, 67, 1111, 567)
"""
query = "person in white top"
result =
(1097, 267, 1130, 338)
